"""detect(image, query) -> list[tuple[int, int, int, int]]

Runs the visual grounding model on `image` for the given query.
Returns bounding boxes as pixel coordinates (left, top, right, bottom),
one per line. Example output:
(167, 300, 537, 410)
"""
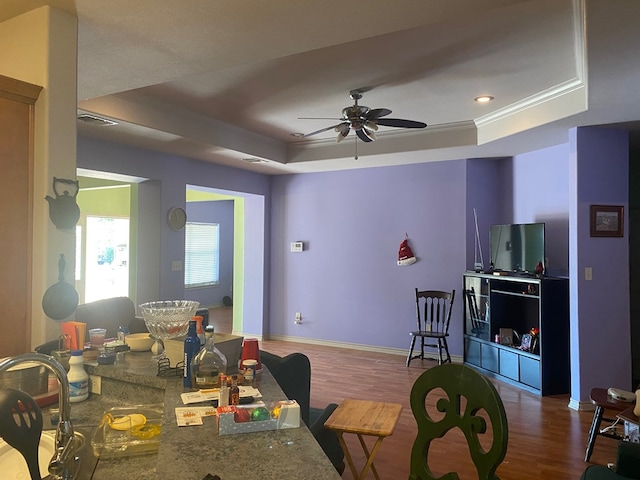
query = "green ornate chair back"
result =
(409, 363, 508, 480)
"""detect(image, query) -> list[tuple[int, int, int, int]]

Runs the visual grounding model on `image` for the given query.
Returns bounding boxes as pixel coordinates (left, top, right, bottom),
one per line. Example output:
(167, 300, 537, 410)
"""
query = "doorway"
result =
(77, 215, 130, 303)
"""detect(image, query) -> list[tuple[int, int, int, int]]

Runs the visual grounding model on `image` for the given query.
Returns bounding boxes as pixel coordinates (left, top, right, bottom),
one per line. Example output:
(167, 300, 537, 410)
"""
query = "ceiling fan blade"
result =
(356, 129, 375, 143)
(303, 123, 347, 137)
(366, 108, 392, 119)
(376, 118, 427, 129)
(298, 117, 344, 120)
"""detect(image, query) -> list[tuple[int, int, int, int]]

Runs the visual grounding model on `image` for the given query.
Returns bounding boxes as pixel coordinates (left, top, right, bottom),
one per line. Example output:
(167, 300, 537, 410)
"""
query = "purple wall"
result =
(465, 147, 570, 276)
(78, 137, 270, 325)
(511, 144, 571, 276)
(79, 130, 635, 403)
(466, 158, 504, 271)
(570, 127, 631, 401)
(184, 200, 234, 307)
(269, 161, 467, 353)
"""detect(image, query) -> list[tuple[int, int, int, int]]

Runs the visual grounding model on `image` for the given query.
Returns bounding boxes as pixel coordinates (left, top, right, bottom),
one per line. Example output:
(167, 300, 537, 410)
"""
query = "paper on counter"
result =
(180, 386, 262, 405)
(175, 406, 216, 426)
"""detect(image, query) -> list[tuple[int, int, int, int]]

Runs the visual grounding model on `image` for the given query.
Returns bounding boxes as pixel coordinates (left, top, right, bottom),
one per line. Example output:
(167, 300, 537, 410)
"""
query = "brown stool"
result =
(585, 387, 630, 462)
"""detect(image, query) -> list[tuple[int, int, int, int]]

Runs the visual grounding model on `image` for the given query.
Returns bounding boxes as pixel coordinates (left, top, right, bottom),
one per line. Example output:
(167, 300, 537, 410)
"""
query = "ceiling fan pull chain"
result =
(354, 136, 359, 160)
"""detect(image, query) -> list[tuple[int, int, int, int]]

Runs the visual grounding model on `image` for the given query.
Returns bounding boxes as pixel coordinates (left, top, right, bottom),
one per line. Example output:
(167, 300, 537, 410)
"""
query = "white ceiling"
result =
(2, 0, 640, 174)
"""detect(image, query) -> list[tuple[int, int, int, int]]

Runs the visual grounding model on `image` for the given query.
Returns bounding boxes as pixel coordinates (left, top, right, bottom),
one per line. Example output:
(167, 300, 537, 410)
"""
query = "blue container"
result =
(183, 320, 200, 388)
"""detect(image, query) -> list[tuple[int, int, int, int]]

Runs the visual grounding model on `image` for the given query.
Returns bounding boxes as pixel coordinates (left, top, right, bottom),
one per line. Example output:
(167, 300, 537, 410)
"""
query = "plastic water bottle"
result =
(117, 325, 129, 345)
(68, 350, 89, 402)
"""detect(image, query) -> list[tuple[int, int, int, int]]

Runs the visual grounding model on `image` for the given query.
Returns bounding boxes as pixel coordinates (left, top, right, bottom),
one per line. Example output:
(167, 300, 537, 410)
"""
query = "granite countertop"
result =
(67, 351, 341, 480)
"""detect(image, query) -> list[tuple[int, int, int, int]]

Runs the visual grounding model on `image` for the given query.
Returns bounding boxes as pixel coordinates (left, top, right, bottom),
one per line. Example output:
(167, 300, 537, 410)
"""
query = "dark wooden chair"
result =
(409, 363, 508, 480)
(407, 289, 455, 367)
(465, 287, 483, 335)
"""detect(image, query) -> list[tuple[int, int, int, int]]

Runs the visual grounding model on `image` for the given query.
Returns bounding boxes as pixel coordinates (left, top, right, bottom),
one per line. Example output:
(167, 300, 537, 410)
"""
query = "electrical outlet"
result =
(89, 374, 101, 394)
(295, 312, 302, 324)
(171, 260, 182, 271)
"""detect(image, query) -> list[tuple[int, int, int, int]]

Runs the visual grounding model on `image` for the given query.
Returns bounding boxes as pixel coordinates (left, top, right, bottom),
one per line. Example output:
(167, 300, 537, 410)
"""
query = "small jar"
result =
(242, 359, 258, 385)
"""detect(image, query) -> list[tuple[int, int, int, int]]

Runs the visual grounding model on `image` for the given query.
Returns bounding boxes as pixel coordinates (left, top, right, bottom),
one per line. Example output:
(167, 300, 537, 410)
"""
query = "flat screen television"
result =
(490, 223, 545, 274)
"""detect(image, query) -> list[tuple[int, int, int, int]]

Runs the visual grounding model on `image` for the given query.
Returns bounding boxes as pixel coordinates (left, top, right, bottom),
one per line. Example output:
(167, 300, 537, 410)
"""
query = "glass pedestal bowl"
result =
(139, 300, 200, 365)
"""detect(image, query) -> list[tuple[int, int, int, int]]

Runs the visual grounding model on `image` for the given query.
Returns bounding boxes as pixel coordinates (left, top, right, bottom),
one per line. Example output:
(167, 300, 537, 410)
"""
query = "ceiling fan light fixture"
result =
(335, 123, 349, 134)
(474, 95, 494, 103)
(335, 123, 350, 143)
(364, 121, 378, 132)
(364, 129, 376, 141)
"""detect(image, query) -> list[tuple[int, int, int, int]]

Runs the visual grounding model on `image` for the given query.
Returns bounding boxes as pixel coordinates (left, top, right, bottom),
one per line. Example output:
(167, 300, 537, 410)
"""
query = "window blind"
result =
(185, 222, 219, 287)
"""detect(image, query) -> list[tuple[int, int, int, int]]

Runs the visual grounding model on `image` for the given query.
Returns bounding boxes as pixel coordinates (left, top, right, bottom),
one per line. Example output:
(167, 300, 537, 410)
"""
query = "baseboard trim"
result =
(262, 334, 463, 363)
(568, 398, 595, 411)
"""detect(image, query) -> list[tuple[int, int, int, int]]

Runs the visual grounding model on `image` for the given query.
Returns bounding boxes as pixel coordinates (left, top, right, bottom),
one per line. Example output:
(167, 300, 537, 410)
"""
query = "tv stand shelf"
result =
(463, 272, 569, 395)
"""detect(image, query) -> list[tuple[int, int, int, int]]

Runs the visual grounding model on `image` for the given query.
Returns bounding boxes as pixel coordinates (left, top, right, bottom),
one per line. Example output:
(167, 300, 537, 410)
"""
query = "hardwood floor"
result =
(209, 306, 617, 479)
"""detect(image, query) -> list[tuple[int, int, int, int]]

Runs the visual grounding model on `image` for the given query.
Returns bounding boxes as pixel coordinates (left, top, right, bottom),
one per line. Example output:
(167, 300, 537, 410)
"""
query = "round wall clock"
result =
(167, 207, 187, 230)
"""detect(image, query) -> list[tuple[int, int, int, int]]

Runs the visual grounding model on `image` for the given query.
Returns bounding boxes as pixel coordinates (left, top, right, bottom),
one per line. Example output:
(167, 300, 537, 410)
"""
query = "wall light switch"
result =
(172, 260, 182, 271)
(585, 267, 593, 281)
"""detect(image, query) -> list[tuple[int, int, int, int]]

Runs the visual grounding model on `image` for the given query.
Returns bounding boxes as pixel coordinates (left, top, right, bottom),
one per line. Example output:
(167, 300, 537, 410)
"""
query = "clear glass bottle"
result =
(183, 320, 200, 389)
(218, 374, 229, 406)
(191, 325, 228, 389)
(68, 350, 89, 402)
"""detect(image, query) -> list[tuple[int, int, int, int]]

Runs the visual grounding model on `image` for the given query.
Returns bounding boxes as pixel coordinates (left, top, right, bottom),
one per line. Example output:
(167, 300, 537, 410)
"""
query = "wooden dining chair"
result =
(409, 363, 508, 480)
(407, 289, 455, 367)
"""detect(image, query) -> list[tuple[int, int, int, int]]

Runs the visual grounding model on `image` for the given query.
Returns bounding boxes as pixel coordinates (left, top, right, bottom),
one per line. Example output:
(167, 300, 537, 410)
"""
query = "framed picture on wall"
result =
(590, 205, 624, 237)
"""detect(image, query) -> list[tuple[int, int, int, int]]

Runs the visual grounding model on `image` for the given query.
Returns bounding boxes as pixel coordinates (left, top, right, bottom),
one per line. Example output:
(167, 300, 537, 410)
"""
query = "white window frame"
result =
(185, 222, 220, 288)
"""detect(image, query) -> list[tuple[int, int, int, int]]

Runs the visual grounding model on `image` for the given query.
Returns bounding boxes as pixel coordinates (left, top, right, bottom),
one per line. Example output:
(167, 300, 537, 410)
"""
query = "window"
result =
(185, 222, 219, 287)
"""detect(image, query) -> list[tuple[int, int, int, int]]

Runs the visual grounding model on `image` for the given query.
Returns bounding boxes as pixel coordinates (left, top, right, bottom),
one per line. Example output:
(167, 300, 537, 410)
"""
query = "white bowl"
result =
(125, 333, 154, 352)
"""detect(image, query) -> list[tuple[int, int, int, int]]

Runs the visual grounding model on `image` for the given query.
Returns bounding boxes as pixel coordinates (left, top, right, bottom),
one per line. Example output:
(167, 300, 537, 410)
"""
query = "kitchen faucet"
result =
(0, 352, 79, 480)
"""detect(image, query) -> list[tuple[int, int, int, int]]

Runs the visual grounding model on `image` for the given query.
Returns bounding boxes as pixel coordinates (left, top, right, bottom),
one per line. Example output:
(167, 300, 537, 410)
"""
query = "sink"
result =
(0, 428, 97, 480)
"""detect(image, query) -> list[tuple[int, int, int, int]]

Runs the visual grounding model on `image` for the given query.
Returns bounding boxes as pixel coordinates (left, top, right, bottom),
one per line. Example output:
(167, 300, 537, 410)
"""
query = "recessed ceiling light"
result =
(474, 96, 495, 104)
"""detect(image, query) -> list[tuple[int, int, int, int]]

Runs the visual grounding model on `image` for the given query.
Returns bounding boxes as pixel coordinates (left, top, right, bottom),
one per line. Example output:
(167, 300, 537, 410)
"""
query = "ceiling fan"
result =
(301, 89, 427, 144)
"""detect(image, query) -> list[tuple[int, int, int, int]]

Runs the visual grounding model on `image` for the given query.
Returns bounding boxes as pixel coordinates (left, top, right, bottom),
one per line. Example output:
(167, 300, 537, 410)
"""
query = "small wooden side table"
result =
(324, 398, 402, 480)
(585, 388, 632, 462)
(617, 406, 640, 428)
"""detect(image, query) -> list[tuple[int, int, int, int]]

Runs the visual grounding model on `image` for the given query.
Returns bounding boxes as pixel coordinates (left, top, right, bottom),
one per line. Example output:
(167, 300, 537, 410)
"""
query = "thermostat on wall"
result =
(290, 242, 304, 252)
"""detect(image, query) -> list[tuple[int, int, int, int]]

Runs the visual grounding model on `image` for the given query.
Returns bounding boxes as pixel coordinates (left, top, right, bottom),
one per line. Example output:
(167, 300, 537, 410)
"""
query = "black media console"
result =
(463, 272, 570, 395)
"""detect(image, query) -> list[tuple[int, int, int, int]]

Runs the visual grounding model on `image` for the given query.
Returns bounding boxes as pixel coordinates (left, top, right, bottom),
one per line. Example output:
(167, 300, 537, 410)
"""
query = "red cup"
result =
(240, 338, 262, 372)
